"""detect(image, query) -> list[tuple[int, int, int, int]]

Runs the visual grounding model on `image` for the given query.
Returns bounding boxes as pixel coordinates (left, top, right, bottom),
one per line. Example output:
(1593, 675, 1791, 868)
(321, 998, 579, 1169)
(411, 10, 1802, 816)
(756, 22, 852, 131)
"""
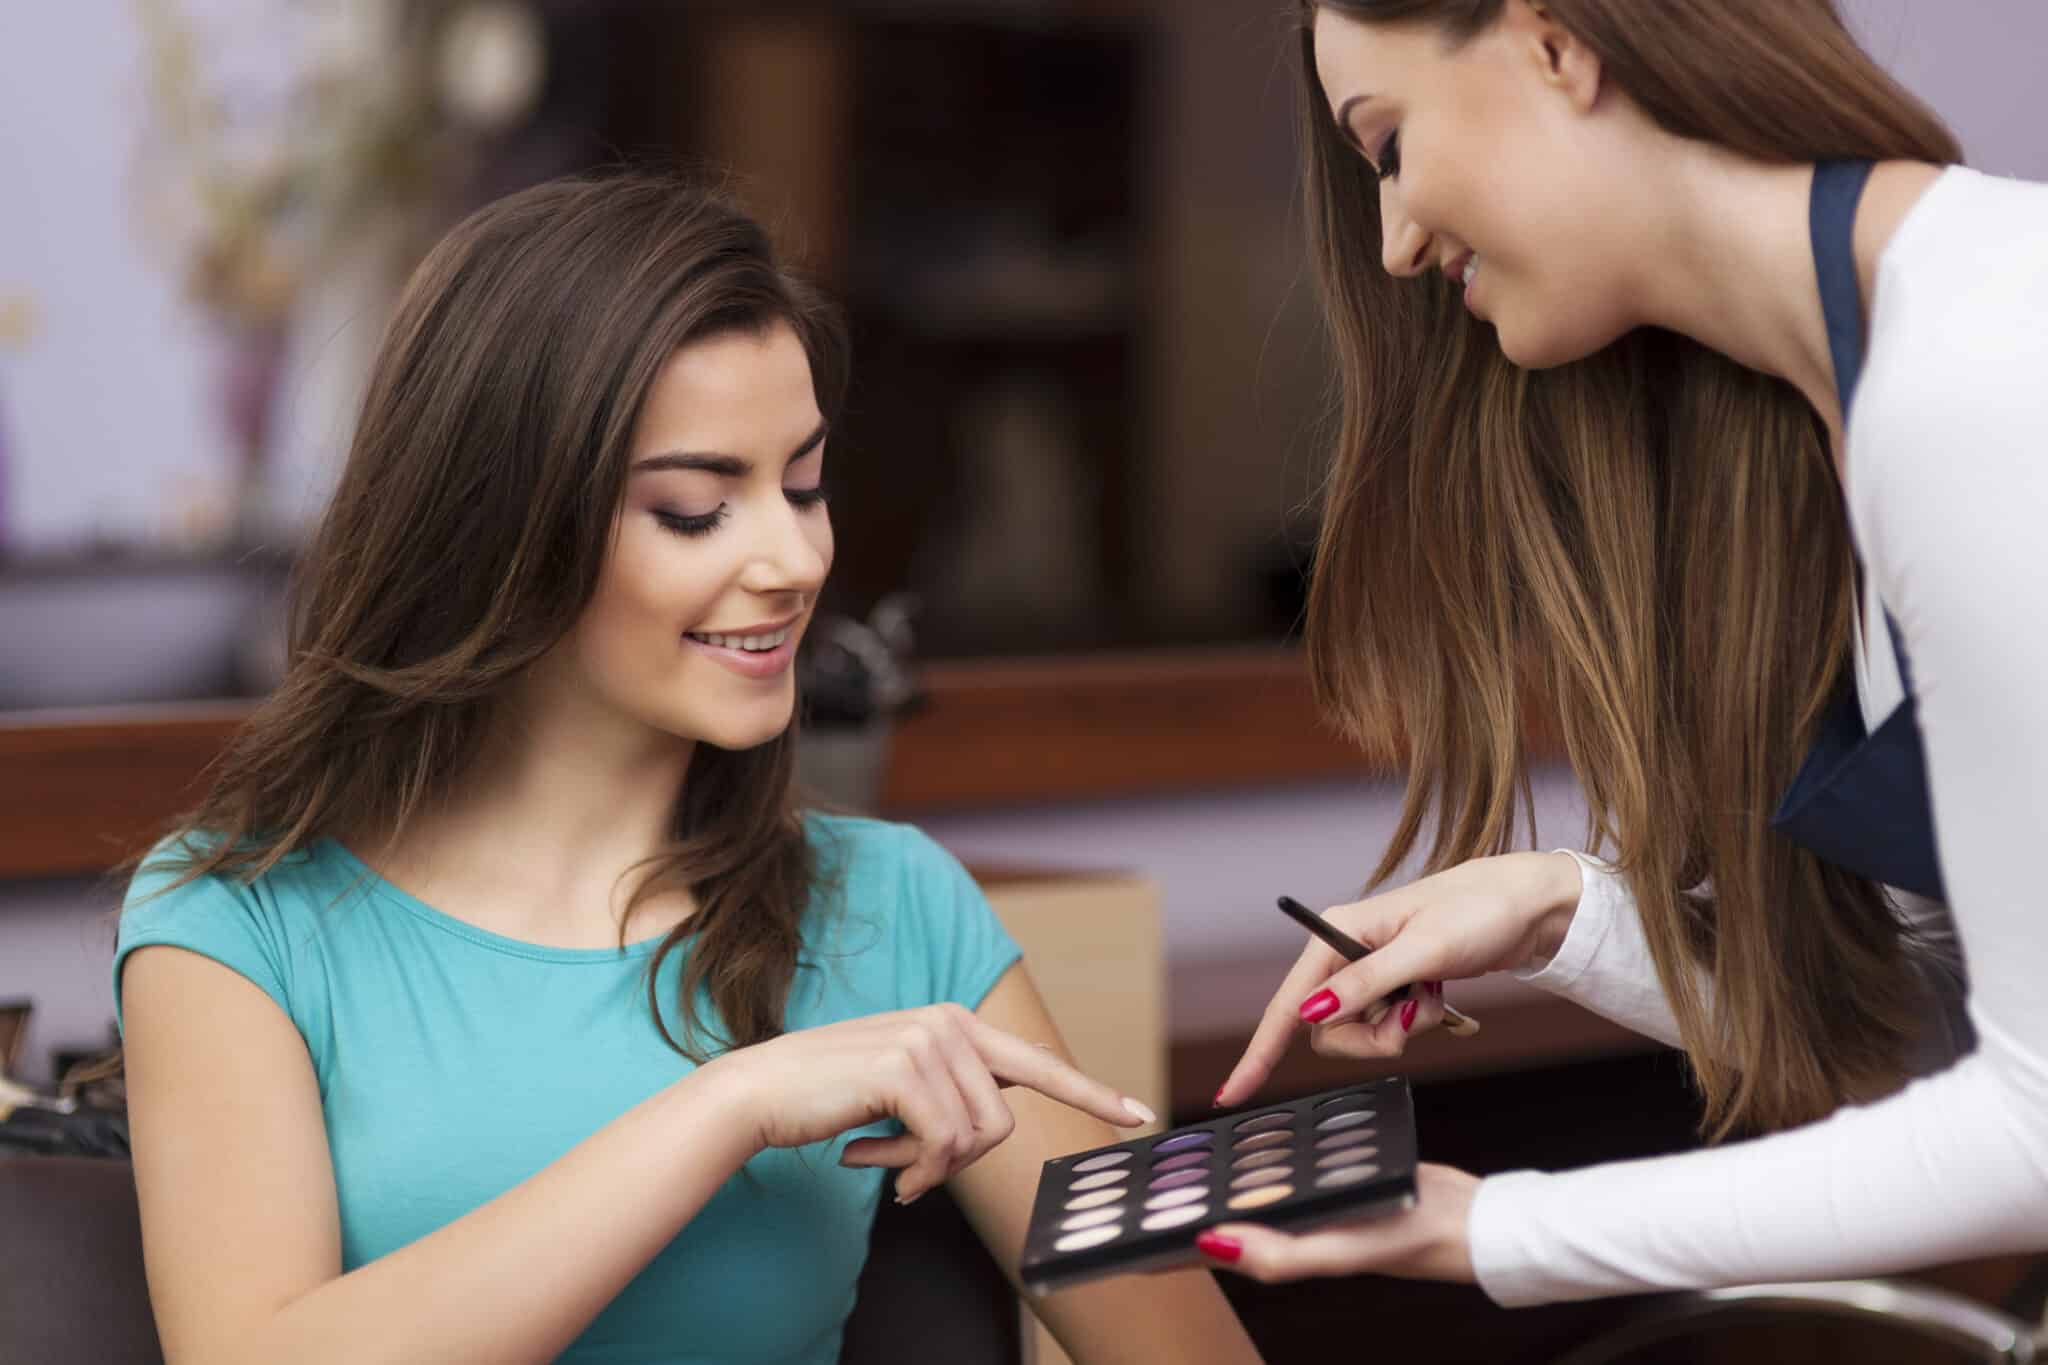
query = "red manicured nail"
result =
(1213, 1085, 1228, 1109)
(1196, 1231, 1242, 1263)
(1300, 990, 1341, 1023)
(1399, 998, 1419, 1032)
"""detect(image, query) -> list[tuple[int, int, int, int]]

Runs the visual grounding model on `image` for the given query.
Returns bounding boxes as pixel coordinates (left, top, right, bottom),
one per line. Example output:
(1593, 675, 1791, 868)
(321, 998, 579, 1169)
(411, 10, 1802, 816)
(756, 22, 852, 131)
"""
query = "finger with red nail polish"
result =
(1299, 989, 1340, 1024)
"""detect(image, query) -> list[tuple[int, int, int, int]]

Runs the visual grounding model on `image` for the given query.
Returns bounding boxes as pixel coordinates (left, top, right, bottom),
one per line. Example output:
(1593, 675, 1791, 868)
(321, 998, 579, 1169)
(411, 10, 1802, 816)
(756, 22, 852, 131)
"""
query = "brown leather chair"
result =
(0, 1154, 163, 1363)
(0, 1154, 1018, 1364)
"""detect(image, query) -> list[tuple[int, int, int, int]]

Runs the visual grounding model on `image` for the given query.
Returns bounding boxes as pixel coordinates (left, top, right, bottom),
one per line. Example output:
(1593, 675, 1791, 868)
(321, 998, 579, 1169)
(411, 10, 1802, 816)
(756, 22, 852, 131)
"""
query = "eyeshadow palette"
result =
(1019, 1078, 1418, 1295)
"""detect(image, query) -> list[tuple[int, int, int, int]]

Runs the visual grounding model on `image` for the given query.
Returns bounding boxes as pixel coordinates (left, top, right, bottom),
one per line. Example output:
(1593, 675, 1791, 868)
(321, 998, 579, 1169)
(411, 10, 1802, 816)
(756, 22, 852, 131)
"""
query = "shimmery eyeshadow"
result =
(1316, 1163, 1382, 1188)
(1141, 1204, 1209, 1231)
(1230, 1166, 1292, 1191)
(1232, 1130, 1292, 1154)
(1070, 1170, 1131, 1192)
(1231, 1149, 1292, 1173)
(1055, 1226, 1123, 1252)
(1074, 1151, 1134, 1173)
(1148, 1169, 1207, 1193)
(1145, 1185, 1209, 1211)
(1315, 1145, 1379, 1169)
(1060, 1207, 1123, 1232)
(1151, 1151, 1210, 1174)
(1153, 1131, 1216, 1154)
(1314, 1128, 1377, 1153)
(1234, 1112, 1294, 1136)
(1064, 1188, 1125, 1212)
(1227, 1183, 1293, 1210)
(1314, 1110, 1374, 1133)
(1315, 1094, 1375, 1114)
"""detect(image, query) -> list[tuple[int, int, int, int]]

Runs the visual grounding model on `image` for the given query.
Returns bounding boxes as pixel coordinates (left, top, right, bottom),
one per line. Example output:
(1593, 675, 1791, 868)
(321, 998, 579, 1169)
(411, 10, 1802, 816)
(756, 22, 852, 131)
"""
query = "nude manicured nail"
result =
(1124, 1097, 1158, 1125)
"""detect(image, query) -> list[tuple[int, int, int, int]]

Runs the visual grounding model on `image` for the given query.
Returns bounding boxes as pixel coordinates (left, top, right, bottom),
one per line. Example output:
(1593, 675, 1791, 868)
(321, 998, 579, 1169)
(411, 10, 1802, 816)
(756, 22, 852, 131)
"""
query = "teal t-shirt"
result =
(114, 814, 1023, 1365)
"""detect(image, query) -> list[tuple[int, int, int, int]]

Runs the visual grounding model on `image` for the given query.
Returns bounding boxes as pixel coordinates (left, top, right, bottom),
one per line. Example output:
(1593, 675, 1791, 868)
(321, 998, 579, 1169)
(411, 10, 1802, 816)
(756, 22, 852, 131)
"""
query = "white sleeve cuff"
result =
(1512, 849, 1621, 993)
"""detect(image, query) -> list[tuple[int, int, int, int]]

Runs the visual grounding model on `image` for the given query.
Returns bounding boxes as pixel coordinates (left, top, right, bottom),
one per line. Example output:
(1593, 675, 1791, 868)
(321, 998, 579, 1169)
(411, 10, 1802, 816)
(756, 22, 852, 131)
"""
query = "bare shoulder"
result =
(1855, 160, 1949, 304)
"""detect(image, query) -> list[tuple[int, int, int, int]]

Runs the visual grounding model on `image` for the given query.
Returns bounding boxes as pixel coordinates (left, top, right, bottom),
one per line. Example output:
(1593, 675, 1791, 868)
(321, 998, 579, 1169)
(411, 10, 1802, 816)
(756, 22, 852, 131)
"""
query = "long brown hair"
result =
(145, 170, 849, 1060)
(1297, 0, 1962, 1137)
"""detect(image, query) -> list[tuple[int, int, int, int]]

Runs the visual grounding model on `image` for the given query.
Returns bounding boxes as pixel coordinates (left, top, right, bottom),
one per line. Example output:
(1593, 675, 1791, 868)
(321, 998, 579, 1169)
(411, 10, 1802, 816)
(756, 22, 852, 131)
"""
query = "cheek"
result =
(578, 529, 719, 671)
(809, 511, 835, 576)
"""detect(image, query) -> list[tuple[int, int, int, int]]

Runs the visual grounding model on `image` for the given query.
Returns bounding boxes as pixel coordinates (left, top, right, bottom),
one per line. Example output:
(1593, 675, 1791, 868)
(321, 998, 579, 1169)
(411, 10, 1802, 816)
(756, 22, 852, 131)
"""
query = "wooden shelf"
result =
(0, 649, 1406, 882)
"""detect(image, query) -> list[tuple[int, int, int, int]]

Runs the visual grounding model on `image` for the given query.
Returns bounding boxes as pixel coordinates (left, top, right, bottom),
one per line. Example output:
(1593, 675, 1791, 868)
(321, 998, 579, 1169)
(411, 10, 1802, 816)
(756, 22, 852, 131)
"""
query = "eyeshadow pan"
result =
(1152, 1131, 1216, 1154)
(1227, 1183, 1294, 1211)
(1314, 1128, 1377, 1153)
(1064, 1188, 1125, 1212)
(1147, 1169, 1207, 1193)
(1060, 1207, 1123, 1232)
(1145, 1185, 1208, 1211)
(1070, 1169, 1130, 1192)
(1314, 1110, 1375, 1133)
(1230, 1149, 1292, 1173)
(1230, 1166, 1292, 1191)
(1314, 1095, 1376, 1115)
(1151, 1151, 1210, 1174)
(1233, 1112, 1294, 1136)
(1073, 1151, 1134, 1173)
(1055, 1226, 1123, 1252)
(1231, 1130, 1292, 1154)
(1315, 1145, 1379, 1169)
(1317, 1163, 1382, 1188)
(1140, 1204, 1210, 1231)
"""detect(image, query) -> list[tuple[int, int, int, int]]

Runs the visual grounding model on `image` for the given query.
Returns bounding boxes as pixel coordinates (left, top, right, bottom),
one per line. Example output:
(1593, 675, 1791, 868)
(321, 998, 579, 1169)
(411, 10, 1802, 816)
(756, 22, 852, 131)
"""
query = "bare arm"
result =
(950, 964, 1264, 1365)
(123, 944, 759, 1365)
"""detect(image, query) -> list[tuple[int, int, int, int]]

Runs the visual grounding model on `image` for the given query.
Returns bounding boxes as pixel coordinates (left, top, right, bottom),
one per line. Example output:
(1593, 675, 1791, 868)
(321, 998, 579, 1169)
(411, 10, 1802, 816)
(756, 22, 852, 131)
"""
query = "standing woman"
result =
(1209, 0, 2048, 1303)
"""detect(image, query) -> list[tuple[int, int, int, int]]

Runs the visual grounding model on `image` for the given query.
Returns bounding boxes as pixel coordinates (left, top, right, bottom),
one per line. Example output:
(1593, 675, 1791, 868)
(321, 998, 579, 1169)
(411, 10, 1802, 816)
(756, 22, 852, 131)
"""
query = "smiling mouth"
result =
(685, 625, 794, 653)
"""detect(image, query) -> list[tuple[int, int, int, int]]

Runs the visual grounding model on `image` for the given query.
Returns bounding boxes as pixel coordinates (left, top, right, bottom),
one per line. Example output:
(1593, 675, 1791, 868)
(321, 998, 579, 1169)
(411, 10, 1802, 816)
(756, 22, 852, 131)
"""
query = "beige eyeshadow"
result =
(1226, 1183, 1294, 1211)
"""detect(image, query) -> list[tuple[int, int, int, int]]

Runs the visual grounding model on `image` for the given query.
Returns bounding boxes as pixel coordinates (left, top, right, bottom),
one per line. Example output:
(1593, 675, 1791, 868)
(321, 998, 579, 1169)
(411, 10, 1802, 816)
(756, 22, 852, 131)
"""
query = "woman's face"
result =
(552, 320, 834, 753)
(1313, 1, 1642, 367)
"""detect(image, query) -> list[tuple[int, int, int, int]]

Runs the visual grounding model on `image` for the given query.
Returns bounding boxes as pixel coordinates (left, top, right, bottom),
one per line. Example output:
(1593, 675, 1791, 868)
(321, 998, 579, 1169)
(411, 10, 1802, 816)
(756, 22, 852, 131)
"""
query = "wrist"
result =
(1526, 851, 1585, 964)
(677, 1053, 768, 1163)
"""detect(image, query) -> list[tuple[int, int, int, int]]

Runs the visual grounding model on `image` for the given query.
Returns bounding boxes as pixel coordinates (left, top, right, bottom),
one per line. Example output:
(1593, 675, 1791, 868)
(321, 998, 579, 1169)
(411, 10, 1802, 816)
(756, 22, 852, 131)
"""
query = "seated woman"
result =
(116, 171, 1261, 1365)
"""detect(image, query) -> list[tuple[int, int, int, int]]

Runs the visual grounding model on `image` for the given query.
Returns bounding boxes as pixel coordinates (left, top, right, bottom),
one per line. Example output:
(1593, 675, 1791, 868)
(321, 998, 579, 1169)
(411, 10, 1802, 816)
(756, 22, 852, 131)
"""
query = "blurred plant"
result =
(133, 0, 546, 331)
(131, 0, 545, 543)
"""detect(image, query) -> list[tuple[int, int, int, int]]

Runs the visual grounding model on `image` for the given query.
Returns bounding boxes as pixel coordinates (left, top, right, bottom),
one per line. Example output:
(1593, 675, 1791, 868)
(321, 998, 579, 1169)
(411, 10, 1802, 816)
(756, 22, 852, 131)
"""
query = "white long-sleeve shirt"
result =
(1467, 166, 2048, 1306)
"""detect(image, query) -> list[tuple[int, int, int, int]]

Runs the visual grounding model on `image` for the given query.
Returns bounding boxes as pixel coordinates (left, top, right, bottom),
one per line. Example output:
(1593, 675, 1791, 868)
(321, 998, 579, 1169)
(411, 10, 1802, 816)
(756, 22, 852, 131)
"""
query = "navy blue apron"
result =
(1766, 159, 1948, 904)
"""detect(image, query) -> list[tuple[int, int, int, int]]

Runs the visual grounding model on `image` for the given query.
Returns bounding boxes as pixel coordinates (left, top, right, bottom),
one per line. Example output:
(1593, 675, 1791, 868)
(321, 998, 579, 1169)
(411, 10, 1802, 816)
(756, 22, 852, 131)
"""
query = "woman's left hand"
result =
(1191, 1163, 1480, 1284)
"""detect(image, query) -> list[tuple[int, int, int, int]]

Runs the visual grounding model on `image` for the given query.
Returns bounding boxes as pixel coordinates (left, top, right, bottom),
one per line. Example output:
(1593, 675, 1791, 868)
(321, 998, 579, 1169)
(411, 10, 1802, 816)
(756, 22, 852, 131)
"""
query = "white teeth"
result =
(690, 627, 791, 653)
(1461, 255, 1480, 288)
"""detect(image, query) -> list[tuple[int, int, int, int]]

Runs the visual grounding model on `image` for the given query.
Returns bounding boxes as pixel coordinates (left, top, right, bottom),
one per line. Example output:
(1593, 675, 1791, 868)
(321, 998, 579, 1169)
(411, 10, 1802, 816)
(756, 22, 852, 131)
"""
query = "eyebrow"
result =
(632, 420, 828, 477)
(1333, 93, 1373, 149)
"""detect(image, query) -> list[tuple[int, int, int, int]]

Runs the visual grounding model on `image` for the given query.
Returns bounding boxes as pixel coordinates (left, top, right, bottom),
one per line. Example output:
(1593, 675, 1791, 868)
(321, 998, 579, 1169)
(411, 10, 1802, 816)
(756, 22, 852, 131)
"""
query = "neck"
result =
(368, 683, 698, 944)
(1634, 148, 1846, 454)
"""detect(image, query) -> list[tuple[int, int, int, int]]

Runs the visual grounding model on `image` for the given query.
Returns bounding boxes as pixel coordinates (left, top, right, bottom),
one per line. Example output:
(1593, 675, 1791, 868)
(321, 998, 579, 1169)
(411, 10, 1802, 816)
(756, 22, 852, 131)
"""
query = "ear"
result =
(1503, 0, 1603, 114)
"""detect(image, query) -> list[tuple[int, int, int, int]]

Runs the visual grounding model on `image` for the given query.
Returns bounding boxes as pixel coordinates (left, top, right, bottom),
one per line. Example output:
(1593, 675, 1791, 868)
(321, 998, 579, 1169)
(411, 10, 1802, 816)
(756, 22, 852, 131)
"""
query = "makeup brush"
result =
(1277, 896, 1481, 1037)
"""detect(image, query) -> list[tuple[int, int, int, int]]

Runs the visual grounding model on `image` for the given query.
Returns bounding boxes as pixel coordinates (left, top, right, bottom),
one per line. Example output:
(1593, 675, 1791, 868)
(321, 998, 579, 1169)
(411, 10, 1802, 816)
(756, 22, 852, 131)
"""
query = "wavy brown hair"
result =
(143, 170, 848, 1060)
(1297, 0, 1962, 1137)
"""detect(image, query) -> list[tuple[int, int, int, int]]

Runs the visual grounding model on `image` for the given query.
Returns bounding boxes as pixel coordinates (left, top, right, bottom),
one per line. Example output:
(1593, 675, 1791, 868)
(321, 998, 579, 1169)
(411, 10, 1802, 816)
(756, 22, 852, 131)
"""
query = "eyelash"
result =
(1371, 130, 1402, 182)
(655, 486, 830, 539)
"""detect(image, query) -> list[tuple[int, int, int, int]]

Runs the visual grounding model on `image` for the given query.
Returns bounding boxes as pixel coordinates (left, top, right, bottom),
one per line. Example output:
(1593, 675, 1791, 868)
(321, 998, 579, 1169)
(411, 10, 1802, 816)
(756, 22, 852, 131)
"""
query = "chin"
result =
(1493, 305, 1635, 371)
(695, 704, 798, 753)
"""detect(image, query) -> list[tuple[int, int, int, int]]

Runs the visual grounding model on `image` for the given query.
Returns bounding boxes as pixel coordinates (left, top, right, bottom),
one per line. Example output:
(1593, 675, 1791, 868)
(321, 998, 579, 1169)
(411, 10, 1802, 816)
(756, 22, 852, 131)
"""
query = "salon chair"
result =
(0, 1154, 1021, 1365)
(1553, 1279, 2046, 1365)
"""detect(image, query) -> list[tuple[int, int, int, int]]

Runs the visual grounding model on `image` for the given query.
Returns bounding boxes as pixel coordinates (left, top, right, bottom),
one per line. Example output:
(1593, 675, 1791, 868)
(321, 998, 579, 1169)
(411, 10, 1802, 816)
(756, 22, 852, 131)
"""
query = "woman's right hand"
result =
(1215, 852, 1585, 1108)
(704, 1003, 1155, 1204)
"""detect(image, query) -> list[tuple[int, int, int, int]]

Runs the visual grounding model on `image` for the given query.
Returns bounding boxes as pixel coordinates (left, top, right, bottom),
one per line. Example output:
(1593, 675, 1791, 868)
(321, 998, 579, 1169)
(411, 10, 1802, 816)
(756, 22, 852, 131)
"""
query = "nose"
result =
(1379, 184, 1433, 279)
(738, 496, 831, 599)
